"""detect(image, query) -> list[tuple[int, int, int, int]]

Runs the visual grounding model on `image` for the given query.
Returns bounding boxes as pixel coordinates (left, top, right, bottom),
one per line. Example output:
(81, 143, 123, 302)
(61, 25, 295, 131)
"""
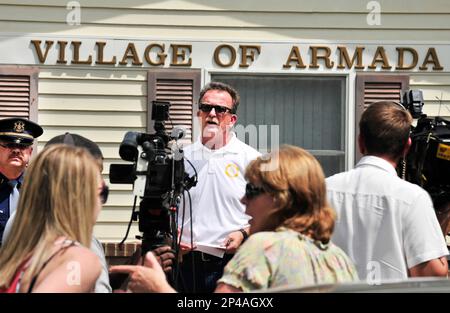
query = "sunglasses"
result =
(0, 142, 30, 150)
(99, 183, 109, 204)
(199, 103, 234, 115)
(245, 182, 265, 199)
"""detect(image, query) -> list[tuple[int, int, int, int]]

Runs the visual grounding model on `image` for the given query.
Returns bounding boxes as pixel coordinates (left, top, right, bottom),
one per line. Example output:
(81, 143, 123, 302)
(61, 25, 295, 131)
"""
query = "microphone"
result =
(171, 126, 186, 140)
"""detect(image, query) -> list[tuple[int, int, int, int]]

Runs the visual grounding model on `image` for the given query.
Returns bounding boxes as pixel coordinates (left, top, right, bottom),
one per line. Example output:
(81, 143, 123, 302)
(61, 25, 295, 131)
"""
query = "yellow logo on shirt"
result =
(225, 163, 239, 178)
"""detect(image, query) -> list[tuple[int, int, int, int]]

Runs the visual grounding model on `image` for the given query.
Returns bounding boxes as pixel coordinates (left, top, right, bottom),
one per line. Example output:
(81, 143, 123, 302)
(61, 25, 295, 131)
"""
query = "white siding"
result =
(36, 67, 147, 242)
(410, 74, 450, 117)
(0, 1, 450, 40)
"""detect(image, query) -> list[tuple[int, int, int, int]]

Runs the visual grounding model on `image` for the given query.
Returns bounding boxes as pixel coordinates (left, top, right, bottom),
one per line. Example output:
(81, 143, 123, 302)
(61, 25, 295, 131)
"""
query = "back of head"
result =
(245, 145, 335, 243)
(46, 132, 103, 159)
(45, 132, 103, 170)
(199, 81, 240, 113)
(360, 101, 412, 160)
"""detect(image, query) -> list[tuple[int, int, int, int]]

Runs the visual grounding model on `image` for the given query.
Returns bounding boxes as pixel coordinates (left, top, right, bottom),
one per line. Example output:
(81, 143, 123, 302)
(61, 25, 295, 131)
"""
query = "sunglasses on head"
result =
(245, 182, 265, 199)
(99, 183, 109, 204)
(199, 103, 234, 115)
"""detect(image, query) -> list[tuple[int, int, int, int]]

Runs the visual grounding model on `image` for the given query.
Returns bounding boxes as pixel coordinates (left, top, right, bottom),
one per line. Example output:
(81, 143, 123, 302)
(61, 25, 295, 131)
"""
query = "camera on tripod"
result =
(109, 101, 195, 255)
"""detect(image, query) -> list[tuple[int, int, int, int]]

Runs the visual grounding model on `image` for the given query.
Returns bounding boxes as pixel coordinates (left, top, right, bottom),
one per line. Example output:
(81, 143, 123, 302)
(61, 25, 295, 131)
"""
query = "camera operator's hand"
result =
(109, 252, 176, 293)
(152, 245, 175, 273)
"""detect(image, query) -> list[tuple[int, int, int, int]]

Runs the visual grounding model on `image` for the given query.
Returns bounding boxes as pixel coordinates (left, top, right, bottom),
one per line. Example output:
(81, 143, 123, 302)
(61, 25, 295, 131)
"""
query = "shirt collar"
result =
(356, 155, 398, 176)
(0, 172, 7, 185)
(16, 173, 24, 189)
(0, 172, 24, 189)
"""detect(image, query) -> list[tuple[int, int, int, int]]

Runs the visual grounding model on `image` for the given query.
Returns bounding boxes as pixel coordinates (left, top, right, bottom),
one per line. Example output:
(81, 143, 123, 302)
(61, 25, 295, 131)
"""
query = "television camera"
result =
(109, 101, 196, 256)
(405, 115, 450, 208)
(398, 90, 450, 219)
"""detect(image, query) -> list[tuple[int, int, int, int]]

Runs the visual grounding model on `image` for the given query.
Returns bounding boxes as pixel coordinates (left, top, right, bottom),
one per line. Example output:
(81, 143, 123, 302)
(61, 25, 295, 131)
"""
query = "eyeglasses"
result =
(0, 142, 30, 150)
(199, 103, 234, 115)
(99, 183, 109, 204)
(245, 182, 265, 199)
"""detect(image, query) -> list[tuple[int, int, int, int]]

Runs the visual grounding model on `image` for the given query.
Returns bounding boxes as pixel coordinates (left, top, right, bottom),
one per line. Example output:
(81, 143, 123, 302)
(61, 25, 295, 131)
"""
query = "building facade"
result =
(0, 0, 449, 252)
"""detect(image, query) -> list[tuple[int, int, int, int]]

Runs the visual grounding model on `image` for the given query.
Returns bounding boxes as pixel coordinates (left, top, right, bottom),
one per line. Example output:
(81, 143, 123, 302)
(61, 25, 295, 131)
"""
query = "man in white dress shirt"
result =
(326, 101, 448, 282)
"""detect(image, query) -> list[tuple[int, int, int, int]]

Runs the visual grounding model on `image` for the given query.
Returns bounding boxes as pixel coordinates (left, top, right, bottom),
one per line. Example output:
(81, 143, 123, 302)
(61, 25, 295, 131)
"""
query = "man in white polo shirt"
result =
(177, 82, 260, 293)
(326, 101, 448, 282)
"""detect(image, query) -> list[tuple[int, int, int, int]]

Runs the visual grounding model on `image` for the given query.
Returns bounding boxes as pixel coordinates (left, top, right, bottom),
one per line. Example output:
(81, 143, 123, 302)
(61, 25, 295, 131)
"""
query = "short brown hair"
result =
(360, 101, 412, 160)
(245, 145, 335, 243)
(199, 81, 240, 113)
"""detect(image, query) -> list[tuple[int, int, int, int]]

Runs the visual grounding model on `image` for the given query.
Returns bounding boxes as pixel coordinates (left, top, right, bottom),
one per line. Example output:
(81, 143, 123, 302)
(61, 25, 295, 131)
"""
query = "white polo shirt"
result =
(178, 133, 261, 247)
(326, 156, 448, 281)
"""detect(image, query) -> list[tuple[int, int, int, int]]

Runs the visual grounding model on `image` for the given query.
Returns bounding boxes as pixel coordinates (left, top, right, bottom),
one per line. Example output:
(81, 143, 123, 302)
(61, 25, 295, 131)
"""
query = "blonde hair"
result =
(0, 144, 100, 289)
(245, 145, 335, 243)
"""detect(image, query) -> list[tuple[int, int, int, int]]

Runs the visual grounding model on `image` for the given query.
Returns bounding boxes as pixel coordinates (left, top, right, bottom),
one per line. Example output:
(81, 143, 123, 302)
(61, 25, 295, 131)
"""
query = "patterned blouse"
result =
(218, 227, 358, 292)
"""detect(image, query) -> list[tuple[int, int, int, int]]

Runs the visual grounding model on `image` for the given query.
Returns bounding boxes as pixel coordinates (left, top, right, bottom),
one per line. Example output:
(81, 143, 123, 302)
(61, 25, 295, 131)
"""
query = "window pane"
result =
(212, 75, 345, 176)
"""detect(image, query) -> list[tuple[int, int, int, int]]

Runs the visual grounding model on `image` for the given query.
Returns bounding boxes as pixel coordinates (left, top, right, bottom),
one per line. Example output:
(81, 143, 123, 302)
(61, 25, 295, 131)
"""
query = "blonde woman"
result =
(0, 145, 104, 292)
(110, 145, 358, 292)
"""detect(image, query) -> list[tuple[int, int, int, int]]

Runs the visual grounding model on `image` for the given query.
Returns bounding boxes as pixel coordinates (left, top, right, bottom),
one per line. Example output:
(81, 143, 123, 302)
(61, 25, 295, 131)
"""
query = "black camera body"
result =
(110, 101, 190, 254)
(403, 90, 425, 119)
(405, 115, 450, 209)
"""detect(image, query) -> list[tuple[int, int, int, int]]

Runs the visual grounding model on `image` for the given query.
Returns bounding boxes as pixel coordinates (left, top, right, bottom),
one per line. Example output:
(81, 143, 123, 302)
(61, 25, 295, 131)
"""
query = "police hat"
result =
(0, 117, 43, 146)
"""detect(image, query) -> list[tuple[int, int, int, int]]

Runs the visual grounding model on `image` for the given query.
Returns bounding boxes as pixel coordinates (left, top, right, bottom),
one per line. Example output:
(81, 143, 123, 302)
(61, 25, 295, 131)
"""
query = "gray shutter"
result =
(147, 69, 201, 143)
(0, 67, 39, 121)
(355, 74, 409, 163)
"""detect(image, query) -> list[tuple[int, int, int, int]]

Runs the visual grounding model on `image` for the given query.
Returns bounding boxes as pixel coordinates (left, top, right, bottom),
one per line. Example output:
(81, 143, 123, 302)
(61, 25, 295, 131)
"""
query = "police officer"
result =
(0, 117, 43, 244)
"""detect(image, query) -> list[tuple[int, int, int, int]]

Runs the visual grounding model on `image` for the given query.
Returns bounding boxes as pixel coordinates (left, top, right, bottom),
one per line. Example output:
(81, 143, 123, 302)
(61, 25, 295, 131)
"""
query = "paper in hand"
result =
(194, 242, 226, 258)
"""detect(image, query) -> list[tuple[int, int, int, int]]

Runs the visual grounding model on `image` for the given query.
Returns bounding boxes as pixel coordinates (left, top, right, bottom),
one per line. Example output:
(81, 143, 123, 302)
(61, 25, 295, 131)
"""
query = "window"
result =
(0, 66, 39, 121)
(213, 75, 346, 177)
